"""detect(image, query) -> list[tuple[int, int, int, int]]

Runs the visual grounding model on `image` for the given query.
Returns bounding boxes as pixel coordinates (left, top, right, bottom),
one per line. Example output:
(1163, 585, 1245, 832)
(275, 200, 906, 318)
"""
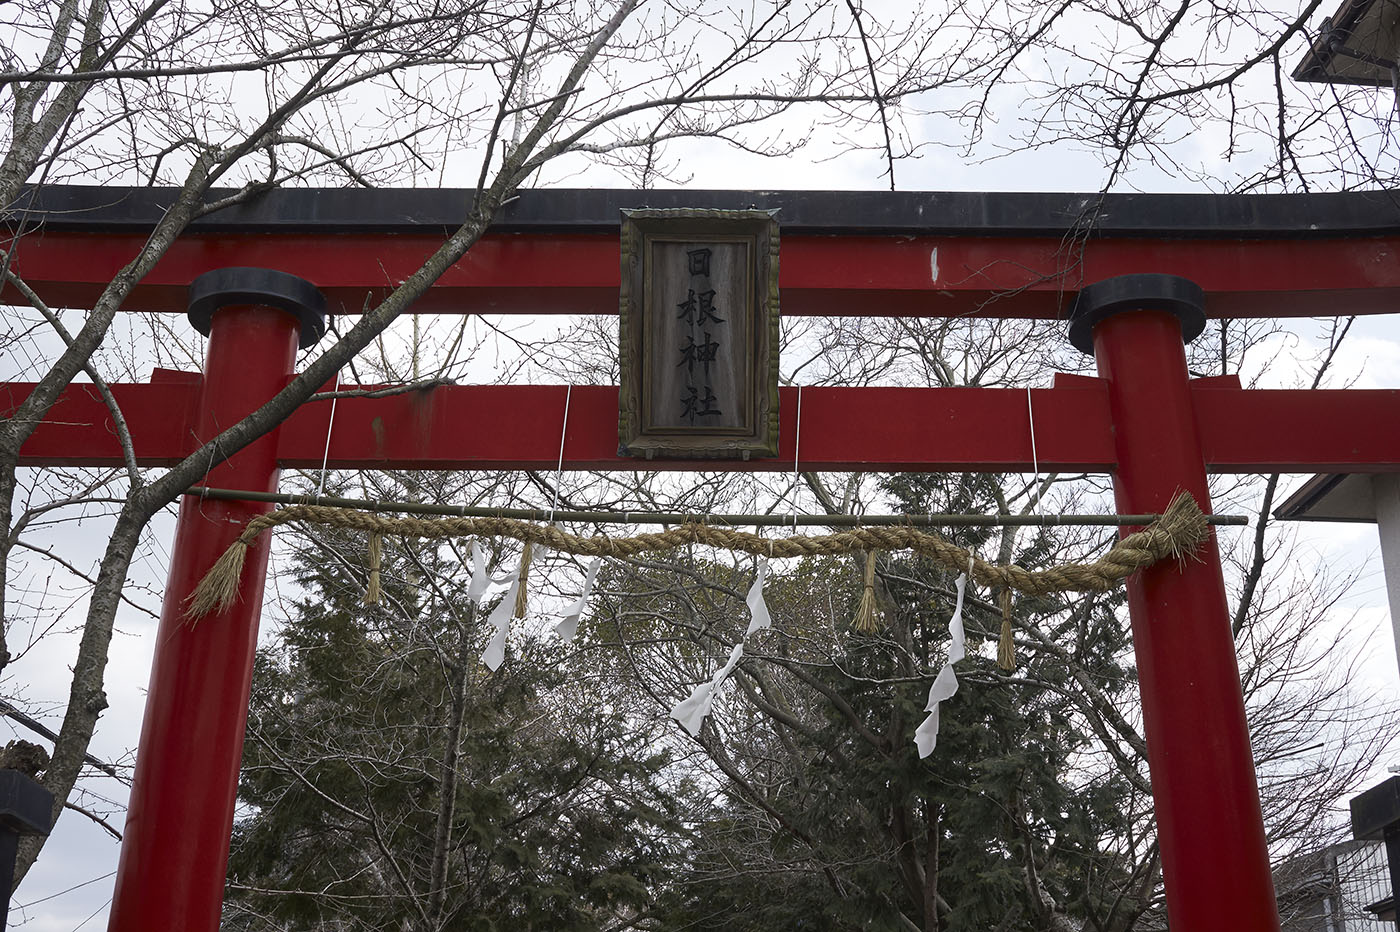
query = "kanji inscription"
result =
(619, 209, 780, 459)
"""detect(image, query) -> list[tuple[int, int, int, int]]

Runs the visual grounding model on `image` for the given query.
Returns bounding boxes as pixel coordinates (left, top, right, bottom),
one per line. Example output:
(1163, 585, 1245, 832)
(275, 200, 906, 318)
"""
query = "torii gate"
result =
(8, 186, 1400, 932)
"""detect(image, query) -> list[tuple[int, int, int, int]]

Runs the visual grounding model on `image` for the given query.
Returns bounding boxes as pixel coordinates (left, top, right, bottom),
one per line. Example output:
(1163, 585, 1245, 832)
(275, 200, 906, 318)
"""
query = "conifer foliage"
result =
(224, 523, 685, 931)
(627, 473, 1151, 931)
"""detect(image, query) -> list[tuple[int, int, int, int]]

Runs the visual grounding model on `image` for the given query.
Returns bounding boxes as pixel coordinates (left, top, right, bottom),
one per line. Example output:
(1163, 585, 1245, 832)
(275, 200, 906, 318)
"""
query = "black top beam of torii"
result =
(10, 183, 1400, 235)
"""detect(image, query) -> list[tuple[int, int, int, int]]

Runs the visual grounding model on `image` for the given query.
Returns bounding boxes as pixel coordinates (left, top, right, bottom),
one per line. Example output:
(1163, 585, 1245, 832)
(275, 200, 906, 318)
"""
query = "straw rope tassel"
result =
(997, 588, 1015, 671)
(187, 536, 252, 620)
(364, 532, 383, 605)
(514, 542, 533, 619)
(854, 551, 881, 632)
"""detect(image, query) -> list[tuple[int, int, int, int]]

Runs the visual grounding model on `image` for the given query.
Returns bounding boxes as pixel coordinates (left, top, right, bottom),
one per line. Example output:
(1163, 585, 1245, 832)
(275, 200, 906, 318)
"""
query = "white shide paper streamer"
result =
(744, 558, 771, 636)
(481, 571, 519, 672)
(554, 556, 602, 642)
(467, 541, 516, 604)
(671, 643, 745, 737)
(914, 566, 969, 758)
(476, 542, 557, 671)
(467, 541, 491, 605)
(481, 546, 548, 672)
(671, 558, 771, 736)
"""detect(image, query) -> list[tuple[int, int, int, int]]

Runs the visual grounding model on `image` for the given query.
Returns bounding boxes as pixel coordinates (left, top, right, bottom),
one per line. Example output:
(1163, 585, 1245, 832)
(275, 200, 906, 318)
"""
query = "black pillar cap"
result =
(188, 267, 328, 349)
(1066, 273, 1207, 354)
(0, 770, 52, 836)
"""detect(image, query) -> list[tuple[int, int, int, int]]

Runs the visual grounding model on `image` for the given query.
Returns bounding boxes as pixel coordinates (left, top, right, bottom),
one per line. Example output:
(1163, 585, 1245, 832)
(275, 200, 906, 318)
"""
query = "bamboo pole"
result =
(185, 486, 1250, 528)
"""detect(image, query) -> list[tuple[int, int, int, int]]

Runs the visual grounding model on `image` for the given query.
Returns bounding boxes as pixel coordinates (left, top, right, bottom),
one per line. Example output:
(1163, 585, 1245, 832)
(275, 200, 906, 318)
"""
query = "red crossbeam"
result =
(9, 374, 1400, 473)
(6, 231, 1400, 318)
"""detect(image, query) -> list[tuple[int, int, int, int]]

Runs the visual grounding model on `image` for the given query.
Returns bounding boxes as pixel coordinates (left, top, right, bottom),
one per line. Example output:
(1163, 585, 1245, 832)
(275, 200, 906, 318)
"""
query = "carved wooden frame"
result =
(618, 207, 780, 459)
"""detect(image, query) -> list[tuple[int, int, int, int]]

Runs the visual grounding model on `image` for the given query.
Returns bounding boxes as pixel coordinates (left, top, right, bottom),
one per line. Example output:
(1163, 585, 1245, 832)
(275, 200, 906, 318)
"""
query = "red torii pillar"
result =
(108, 269, 326, 932)
(1070, 274, 1277, 930)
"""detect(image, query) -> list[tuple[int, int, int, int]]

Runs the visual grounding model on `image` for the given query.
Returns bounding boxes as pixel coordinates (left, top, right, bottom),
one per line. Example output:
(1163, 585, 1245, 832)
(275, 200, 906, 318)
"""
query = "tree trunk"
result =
(15, 508, 143, 881)
(924, 799, 940, 932)
(427, 607, 474, 924)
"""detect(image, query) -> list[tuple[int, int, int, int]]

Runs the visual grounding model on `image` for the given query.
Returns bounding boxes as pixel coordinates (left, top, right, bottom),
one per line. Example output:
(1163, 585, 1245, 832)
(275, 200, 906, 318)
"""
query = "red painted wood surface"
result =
(1092, 309, 1278, 931)
(6, 230, 1400, 317)
(108, 307, 304, 932)
(11, 375, 1400, 473)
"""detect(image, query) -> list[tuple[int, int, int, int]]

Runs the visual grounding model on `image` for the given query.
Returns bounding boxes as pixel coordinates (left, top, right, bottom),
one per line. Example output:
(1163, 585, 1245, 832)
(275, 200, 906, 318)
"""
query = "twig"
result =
(844, 0, 896, 190)
(63, 800, 121, 840)
(2, 266, 141, 488)
(12, 540, 159, 619)
(0, 699, 120, 779)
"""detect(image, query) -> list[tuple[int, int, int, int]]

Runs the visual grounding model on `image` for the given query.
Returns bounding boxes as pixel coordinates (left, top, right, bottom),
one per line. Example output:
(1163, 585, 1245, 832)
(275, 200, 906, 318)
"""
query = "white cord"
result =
(791, 385, 803, 530)
(1026, 386, 1040, 516)
(317, 371, 342, 499)
(196, 435, 218, 519)
(548, 385, 572, 523)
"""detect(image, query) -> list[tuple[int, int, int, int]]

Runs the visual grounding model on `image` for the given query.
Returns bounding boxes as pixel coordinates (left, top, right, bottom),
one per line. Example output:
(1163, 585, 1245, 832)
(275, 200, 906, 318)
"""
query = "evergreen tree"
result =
(608, 473, 1151, 931)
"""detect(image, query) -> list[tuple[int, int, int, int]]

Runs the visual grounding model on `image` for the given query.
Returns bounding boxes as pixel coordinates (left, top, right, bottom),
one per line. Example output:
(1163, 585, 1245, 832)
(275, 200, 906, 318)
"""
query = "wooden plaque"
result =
(619, 208, 780, 459)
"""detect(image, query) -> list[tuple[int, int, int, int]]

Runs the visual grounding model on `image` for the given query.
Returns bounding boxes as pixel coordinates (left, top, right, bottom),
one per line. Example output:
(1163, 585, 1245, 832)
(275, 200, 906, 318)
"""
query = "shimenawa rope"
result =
(186, 492, 1210, 620)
